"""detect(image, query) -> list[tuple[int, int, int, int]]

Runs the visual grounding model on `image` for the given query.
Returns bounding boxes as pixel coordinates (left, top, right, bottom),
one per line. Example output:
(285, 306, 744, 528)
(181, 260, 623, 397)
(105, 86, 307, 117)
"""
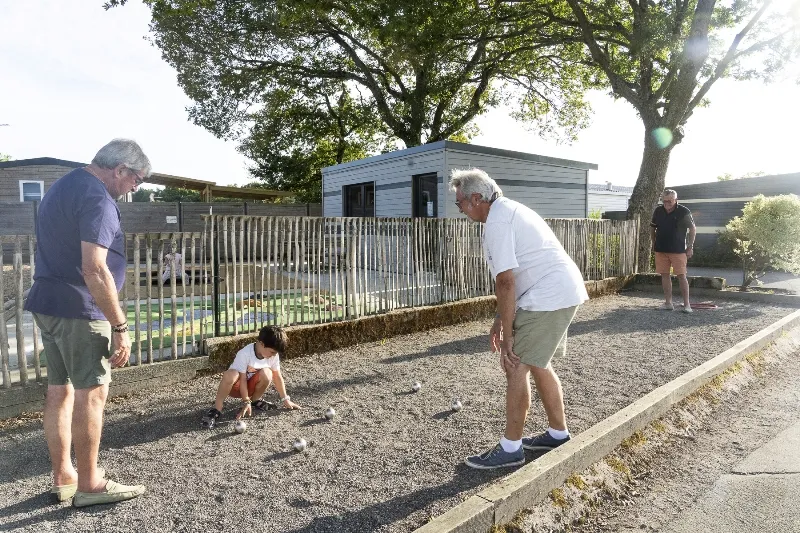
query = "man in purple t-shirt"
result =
(25, 139, 149, 507)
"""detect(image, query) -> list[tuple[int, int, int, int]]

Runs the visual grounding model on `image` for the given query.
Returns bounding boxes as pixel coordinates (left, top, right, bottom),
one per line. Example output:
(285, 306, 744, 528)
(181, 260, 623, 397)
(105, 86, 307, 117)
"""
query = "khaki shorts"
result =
(33, 313, 112, 389)
(513, 305, 579, 369)
(654, 252, 688, 275)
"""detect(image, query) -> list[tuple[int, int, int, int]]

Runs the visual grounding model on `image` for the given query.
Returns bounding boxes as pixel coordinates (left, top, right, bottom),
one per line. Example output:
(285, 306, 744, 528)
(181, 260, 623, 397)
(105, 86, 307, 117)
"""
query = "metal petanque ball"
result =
(293, 438, 307, 452)
(234, 420, 247, 434)
(324, 407, 336, 420)
(412, 381, 422, 393)
(451, 399, 463, 412)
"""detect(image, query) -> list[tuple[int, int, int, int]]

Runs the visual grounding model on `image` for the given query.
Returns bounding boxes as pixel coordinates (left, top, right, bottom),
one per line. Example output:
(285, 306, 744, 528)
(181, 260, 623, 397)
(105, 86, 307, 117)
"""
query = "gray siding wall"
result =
(673, 173, 800, 252)
(322, 149, 445, 217)
(0, 165, 75, 203)
(118, 203, 180, 234)
(444, 149, 587, 218)
(589, 191, 629, 214)
(0, 202, 37, 235)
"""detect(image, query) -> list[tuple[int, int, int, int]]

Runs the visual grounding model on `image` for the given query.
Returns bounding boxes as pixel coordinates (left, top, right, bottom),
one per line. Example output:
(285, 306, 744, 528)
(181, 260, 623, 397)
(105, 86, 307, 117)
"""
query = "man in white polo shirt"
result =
(449, 168, 588, 469)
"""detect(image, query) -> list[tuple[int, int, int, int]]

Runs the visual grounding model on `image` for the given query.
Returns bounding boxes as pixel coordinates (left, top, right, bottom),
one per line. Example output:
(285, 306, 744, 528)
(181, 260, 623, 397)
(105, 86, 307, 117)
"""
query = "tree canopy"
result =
(560, 0, 800, 268)
(239, 82, 392, 202)
(106, 0, 596, 199)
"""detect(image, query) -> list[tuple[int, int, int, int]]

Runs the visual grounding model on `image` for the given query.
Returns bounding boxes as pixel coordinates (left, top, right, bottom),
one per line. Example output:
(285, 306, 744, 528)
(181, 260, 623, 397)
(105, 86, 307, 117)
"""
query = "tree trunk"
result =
(626, 129, 674, 272)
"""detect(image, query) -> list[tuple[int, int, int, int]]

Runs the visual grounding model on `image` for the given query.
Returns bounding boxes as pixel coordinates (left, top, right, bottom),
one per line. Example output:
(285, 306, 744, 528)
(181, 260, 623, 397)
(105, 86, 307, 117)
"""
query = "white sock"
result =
(500, 437, 522, 453)
(547, 427, 570, 440)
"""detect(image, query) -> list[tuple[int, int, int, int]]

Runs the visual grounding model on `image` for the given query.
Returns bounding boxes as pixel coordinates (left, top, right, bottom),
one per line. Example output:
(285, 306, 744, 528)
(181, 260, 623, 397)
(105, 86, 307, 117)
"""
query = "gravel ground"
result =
(0, 291, 795, 533)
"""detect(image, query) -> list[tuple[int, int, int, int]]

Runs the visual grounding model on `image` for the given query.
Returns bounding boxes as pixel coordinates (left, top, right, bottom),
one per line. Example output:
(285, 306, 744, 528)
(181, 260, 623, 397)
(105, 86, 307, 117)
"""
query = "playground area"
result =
(0, 292, 795, 533)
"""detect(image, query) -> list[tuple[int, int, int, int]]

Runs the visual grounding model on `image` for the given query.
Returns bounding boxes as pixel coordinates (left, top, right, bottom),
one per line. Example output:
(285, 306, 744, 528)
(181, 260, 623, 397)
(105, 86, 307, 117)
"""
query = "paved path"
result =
(663, 421, 800, 532)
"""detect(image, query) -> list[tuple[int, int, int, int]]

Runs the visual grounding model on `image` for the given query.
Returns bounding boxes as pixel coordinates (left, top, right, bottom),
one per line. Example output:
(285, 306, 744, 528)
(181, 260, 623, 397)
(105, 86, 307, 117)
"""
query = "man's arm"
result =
(81, 241, 126, 325)
(686, 224, 697, 258)
(81, 241, 130, 368)
(494, 270, 517, 372)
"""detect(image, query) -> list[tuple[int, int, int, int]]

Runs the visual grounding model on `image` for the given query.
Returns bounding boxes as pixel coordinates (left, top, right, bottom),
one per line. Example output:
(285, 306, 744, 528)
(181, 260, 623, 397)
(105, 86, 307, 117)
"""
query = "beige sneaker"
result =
(73, 480, 145, 508)
(682, 305, 693, 313)
(661, 302, 674, 310)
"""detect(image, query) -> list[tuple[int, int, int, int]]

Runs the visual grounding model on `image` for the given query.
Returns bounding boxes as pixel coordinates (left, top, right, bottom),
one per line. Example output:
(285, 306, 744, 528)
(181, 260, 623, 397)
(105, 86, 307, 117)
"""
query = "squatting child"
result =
(201, 325, 300, 428)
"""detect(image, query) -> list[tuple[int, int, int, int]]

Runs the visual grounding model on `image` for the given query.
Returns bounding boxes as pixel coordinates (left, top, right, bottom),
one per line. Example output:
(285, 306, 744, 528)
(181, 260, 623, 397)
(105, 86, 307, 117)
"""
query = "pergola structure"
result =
(145, 172, 293, 202)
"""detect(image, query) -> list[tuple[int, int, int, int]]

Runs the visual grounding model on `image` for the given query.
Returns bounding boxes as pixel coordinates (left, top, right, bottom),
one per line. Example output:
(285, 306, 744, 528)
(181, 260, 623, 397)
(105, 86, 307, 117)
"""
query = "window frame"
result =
(19, 180, 44, 202)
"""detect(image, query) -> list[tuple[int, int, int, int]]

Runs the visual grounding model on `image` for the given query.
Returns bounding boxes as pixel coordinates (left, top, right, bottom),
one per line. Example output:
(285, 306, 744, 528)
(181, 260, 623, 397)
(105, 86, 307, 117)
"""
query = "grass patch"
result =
(621, 430, 647, 450)
(651, 420, 667, 433)
(566, 473, 587, 491)
(605, 456, 630, 477)
(550, 487, 568, 508)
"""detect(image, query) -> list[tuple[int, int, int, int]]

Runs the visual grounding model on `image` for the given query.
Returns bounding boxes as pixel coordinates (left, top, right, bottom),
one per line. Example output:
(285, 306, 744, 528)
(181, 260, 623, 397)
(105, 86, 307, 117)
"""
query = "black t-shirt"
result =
(650, 204, 694, 253)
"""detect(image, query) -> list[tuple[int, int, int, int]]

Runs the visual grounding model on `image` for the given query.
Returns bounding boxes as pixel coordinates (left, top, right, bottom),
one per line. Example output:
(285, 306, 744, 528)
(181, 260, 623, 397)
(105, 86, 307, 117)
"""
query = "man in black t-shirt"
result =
(650, 189, 696, 313)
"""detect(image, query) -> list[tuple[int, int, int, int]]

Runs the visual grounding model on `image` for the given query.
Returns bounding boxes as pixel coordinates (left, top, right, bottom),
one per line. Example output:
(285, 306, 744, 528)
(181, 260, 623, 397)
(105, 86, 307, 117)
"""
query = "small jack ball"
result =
(293, 438, 307, 452)
(324, 407, 336, 420)
(412, 381, 422, 392)
(451, 399, 463, 412)
(234, 420, 247, 434)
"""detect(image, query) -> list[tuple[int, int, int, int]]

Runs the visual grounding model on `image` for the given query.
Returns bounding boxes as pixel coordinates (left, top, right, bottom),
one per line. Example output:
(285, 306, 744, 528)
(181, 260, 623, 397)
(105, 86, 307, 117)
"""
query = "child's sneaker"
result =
(464, 444, 525, 470)
(522, 431, 571, 451)
(661, 302, 674, 311)
(251, 399, 278, 412)
(201, 408, 221, 429)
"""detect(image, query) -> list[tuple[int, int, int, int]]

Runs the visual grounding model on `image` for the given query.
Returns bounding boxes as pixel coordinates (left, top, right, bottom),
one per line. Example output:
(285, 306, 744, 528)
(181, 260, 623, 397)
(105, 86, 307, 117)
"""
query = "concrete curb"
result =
(414, 308, 800, 533)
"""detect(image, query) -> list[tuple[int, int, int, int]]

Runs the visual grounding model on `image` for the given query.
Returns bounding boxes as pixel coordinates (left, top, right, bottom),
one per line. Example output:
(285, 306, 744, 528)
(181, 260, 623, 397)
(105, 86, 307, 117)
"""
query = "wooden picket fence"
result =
(1, 216, 637, 388)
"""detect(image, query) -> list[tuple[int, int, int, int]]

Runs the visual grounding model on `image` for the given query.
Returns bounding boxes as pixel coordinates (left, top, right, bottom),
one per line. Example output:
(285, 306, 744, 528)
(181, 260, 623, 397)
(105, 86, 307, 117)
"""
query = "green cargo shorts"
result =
(33, 313, 112, 389)
(513, 305, 579, 369)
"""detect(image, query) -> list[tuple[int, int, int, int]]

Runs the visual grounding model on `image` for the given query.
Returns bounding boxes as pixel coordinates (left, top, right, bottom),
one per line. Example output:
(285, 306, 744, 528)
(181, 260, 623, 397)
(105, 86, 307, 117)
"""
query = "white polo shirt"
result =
(483, 197, 588, 312)
(229, 343, 281, 377)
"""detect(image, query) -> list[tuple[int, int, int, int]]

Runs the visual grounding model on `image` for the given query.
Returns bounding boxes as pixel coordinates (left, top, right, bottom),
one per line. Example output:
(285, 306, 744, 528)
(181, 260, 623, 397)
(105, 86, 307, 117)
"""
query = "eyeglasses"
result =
(454, 196, 467, 212)
(125, 167, 146, 185)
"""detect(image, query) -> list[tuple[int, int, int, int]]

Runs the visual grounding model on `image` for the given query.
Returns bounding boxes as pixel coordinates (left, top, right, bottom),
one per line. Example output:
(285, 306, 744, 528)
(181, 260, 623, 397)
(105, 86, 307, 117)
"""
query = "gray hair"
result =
(91, 138, 152, 177)
(448, 168, 502, 203)
(662, 189, 678, 199)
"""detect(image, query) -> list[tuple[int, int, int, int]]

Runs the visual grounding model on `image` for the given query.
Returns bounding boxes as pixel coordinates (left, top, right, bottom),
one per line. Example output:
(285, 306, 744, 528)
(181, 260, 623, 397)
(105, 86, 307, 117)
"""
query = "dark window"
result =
(412, 173, 438, 218)
(343, 182, 375, 217)
(20, 181, 43, 202)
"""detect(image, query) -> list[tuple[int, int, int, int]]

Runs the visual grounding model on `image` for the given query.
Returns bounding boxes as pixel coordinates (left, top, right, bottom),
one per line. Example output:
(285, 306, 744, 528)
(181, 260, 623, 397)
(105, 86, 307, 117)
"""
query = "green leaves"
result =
(722, 194, 800, 288)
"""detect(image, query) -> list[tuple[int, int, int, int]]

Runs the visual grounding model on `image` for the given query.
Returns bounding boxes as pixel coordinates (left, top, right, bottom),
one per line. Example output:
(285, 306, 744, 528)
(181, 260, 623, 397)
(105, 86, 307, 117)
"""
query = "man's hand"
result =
(686, 247, 694, 259)
(109, 331, 131, 368)
(499, 336, 520, 374)
(490, 316, 502, 353)
(237, 403, 252, 420)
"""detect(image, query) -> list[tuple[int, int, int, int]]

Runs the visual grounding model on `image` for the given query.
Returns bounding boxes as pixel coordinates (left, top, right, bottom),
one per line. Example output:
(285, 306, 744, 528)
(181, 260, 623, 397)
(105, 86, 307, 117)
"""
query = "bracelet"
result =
(111, 322, 128, 333)
(281, 395, 291, 402)
(242, 397, 251, 404)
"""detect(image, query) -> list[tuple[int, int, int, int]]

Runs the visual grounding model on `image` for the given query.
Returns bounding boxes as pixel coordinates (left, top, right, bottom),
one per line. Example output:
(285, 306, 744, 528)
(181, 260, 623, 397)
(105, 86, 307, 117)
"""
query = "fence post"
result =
(177, 202, 183, 233)
(212, 218, 221, 338)
(32, 200, 39, 235)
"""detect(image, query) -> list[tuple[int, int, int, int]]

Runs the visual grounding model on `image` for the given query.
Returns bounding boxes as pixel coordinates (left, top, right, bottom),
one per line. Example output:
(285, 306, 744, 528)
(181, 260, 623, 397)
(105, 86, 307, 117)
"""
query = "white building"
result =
(587, 182, 634, 215)
(321, 141, 597, 219)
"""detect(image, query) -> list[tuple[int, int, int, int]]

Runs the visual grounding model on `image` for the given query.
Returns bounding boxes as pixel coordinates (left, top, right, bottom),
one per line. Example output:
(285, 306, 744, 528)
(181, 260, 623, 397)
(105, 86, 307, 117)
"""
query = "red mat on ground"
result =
(689, 301, 719, 309)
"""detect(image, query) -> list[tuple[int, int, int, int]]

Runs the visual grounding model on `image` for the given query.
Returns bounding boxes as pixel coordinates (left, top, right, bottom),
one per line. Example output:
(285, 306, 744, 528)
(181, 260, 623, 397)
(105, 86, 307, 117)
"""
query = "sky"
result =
(1, 1, 798, 188)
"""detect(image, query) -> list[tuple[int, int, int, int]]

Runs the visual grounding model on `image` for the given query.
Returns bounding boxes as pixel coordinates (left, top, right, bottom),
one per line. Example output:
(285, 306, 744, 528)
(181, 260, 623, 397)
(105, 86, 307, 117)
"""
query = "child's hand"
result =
(283, 399, 301, 410)
(237, 403, 252, 419)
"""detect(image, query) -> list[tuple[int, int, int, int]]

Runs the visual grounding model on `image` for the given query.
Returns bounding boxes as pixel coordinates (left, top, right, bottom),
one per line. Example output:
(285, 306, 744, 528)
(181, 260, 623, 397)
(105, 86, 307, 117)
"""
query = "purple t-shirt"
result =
(25, 168, 126, 320)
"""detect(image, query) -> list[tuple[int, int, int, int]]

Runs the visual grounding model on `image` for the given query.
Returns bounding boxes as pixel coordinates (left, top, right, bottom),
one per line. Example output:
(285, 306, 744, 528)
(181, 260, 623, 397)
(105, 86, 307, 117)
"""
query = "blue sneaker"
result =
(464, 444, 525, 470)
(522, 431, 570, 451)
